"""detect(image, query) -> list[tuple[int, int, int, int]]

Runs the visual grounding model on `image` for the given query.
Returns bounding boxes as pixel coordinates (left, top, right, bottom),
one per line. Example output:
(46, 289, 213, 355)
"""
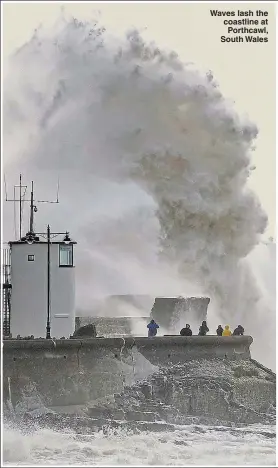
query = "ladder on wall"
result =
(2, 248, 12, 337)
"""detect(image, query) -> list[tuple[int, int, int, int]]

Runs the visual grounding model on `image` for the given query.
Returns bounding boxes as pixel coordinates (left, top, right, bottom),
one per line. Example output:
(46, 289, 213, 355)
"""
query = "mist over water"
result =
(3, 17, 275, 368)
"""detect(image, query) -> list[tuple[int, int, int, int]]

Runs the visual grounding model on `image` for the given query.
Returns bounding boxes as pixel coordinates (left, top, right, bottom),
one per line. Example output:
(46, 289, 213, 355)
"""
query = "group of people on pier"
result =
(180, 321, 244, 337)
(147, 319, 244, 337)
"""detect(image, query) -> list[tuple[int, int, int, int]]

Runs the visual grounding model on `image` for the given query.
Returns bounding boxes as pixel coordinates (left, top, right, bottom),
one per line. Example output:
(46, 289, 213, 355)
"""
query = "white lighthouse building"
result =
(3, 178, 77, 339)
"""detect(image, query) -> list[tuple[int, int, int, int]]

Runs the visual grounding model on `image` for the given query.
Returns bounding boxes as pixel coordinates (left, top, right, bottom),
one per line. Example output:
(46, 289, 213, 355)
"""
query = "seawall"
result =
(3, 336, 252, 407)
(3, 336, 276, 426)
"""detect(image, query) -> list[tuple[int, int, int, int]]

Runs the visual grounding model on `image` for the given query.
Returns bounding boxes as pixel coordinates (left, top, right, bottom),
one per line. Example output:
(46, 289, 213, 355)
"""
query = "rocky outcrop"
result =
(83, 358, 275, 427)
(14, 356, 275, 436)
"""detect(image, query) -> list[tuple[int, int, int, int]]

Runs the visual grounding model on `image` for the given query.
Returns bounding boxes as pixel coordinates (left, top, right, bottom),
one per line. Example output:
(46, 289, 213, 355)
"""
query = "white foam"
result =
(3, 423, 276, 466)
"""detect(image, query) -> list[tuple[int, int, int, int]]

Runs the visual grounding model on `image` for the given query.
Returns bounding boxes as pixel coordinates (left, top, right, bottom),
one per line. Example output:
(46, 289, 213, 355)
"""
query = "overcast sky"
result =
(2, 2, 276, 237)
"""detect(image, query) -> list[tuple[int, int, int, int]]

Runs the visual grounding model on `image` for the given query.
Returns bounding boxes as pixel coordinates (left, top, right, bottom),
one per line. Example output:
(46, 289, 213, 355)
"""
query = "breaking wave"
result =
(3, 420, 276, 466)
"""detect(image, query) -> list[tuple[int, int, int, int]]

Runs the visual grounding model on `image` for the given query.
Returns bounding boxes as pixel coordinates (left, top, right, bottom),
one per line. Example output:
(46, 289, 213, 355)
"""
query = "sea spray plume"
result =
(121, 31, 267, 318)
(3, 18, 268, 341)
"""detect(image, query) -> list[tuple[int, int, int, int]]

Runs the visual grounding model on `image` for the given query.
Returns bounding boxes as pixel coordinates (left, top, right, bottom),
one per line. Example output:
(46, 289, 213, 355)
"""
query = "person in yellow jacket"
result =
(222, 325, 232, 336)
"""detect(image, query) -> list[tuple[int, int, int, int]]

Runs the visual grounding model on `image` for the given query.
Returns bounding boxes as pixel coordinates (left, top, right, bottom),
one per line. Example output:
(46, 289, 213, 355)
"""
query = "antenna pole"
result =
(56, 177, 60, 203)
(19, 174, 22, 239)
(29, 181, 34, 234)
(5, 174, 59, 241)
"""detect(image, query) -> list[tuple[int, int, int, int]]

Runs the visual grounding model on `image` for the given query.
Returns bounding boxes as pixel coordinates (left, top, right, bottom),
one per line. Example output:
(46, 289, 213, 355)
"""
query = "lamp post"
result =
(32, 227, 72, 340)
(46, 224, 51, 339)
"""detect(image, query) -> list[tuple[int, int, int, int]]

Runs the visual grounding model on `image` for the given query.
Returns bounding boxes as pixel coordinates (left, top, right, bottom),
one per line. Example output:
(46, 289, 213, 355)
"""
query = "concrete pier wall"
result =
(151, 297, 210, 332)
(3, 336, 253, 409)
(75, 316, 150, 337)
(76, 296, 210, 337)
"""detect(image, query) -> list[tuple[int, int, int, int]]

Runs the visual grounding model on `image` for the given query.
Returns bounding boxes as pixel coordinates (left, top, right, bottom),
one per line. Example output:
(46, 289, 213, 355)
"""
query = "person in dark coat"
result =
(180, 324, 192, 336)
(147, 319, 159, 337)
(233, 325, 244, 336)
(198, 320, 209, 336)
(216, 325, 224, 336)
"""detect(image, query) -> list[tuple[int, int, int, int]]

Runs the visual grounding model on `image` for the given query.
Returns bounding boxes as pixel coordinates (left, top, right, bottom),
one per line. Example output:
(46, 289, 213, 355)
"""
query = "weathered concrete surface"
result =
(3, 338, 132, 408)
(3, 336, 252, 407)
(133, 336, 252, 365)
(73, 323, 97, 338)
(2, 336, 275, 426)
(76, 316, 149, 337)
(151, 297, 210, 332)
(76, 296, 211, 337)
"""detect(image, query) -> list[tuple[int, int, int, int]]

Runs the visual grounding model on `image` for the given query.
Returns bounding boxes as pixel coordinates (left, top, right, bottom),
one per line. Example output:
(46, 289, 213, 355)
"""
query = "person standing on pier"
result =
(180, 324, 193, 336)
(222, 325, 232, 336)
(198, 320, 209, 336)
(233, 325, 244, 335)
(147, 319, 159, 337)
(216, 325, 224, 336)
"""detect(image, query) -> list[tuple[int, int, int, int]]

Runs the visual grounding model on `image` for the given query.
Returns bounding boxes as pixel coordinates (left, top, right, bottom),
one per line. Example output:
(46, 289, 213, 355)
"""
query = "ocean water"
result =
(3, 423, 276, 466)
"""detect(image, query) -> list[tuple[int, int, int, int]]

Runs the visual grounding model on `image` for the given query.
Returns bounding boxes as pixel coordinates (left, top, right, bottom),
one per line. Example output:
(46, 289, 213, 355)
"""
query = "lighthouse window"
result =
(59, 244, 73, 267)
(28, 254, 35, 262)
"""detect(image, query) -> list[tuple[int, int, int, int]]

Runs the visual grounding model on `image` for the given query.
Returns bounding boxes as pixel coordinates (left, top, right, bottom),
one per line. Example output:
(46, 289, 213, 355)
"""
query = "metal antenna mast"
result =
(29, 181, 35, 234)
(5, 174, 27, 240)
(5, 174, 60, 241)
(19, 174, 22, 239)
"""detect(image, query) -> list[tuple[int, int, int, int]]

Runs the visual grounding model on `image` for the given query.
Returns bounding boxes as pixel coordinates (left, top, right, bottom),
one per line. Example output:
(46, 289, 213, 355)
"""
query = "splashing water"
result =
(3, 422, 276, 466)
(3, 17, 274, 367)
